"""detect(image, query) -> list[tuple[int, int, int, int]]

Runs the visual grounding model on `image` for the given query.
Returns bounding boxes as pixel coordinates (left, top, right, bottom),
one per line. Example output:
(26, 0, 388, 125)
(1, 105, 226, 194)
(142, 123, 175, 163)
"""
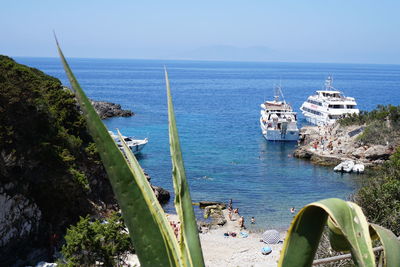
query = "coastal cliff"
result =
(0, 56, 168, 266)
(294, 106, 400, 167)
(0, 55, 118, 265)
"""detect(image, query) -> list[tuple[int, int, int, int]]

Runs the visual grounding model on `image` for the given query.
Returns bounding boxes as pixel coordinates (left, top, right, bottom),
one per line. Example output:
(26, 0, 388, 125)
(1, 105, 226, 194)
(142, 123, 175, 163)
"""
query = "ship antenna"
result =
(274, 83, 286, 103)
(325, 75, 334, 90)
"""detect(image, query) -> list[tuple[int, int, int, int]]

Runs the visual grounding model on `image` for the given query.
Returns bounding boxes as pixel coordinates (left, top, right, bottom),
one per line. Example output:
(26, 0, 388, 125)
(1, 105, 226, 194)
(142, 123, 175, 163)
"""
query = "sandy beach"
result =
(127, 210, 285, 267)
(200, 210, 284, 267)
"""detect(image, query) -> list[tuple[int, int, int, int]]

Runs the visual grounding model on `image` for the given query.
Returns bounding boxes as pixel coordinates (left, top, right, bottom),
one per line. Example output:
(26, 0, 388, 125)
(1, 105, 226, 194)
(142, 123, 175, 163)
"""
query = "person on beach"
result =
(251, 216, 256, 224)
(234, 208, 239, 214)
(228, 210, 233, 221)
(228, 199, 233, 211)
(238, 216, 245, 229)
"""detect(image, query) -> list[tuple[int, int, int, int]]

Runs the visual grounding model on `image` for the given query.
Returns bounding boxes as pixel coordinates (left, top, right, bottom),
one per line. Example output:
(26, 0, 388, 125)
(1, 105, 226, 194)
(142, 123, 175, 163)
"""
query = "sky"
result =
(1, 0, 400, 64)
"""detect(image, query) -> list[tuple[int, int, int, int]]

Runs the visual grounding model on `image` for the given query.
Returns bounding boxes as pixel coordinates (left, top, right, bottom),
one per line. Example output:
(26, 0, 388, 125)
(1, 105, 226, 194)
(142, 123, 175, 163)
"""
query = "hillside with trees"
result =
(0, 55, 116, 265)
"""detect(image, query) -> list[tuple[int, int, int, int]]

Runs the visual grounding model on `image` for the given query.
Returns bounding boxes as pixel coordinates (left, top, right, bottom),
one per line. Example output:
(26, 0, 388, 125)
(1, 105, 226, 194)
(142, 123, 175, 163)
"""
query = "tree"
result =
(61, 213, 134, 267)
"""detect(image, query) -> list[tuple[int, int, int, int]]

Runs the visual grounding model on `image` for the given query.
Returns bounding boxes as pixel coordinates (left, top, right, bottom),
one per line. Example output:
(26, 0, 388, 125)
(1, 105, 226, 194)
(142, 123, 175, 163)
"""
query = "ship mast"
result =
(324, 75, 334, 90)
(274, 84, 286, 104)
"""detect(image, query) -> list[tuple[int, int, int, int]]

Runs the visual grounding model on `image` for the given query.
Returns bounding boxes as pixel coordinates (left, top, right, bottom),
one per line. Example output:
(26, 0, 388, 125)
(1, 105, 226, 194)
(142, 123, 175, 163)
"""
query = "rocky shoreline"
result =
(91, 100, 133, 119)
(294, 124, 395, 168)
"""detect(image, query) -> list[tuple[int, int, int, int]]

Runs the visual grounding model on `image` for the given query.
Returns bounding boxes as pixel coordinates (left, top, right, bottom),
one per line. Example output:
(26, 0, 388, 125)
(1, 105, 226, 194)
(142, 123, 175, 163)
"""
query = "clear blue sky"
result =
(1, 0, 399, 64)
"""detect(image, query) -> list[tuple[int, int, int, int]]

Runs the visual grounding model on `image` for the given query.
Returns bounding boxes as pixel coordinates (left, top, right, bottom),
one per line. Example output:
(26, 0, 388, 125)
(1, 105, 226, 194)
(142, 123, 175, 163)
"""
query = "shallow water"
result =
(17, 57, 400, 229)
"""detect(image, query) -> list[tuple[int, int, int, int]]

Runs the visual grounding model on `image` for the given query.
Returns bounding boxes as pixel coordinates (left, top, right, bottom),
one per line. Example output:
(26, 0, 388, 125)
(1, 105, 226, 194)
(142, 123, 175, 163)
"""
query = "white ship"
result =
(300, 76, 359, 126)
(260, 86, 299, 141)
(109, 131, 148, 155)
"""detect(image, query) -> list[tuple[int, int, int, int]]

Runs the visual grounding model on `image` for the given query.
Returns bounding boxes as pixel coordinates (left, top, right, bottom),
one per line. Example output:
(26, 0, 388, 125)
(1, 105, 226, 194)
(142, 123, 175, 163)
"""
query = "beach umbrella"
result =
(262, 230, 280, 244)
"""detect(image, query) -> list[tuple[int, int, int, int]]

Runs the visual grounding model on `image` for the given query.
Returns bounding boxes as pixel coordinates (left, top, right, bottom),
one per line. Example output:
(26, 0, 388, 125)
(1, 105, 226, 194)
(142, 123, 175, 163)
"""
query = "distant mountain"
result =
(180, 45, 274, 61)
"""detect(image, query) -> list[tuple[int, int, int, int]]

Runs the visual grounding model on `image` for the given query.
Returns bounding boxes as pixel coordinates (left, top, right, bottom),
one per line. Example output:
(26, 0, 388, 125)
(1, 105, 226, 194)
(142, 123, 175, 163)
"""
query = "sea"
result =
(16, 57, 400, 230)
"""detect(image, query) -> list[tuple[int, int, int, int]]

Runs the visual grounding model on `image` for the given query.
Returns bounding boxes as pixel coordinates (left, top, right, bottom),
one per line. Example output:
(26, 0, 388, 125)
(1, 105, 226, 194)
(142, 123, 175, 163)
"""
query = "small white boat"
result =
(260, 85, 299, 141)
(352, 163, 365, 173)
(109, 131, 148, 155)
(334, 160, 354, 173)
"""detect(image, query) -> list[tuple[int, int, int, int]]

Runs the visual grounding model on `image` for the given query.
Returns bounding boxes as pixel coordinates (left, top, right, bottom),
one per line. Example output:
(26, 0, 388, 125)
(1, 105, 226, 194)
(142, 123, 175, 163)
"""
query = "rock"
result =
(91, 100, 133, 119)
(199, 201, 226, 209)
(352, 147, 366, 159)
(152, 186, 170, 204)
(293, 147, 313, 159)
(365, 145, 391, 160)
(310, 154, 341, 166)
(203, 205, 227, 226)
(210, 211, 226, 226)
(373, 159, 386, 165)
(0, 189, 42, 265)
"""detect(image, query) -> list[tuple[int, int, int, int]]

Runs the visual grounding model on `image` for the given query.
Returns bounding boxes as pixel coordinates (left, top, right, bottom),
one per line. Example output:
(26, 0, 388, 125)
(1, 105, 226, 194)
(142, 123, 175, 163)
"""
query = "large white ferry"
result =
(300, 76, 359, 126)
(260, 86, 299, 141)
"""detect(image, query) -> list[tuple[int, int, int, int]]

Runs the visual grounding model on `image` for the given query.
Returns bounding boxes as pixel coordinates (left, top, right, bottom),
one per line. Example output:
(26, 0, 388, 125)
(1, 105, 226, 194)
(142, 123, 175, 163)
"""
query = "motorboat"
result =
(109, 131, 148, 155)
(334, 160, 355, 173)
(300, 76, 359, 126)
(352, 163, 365, 173)
(260, 85, 299, 141)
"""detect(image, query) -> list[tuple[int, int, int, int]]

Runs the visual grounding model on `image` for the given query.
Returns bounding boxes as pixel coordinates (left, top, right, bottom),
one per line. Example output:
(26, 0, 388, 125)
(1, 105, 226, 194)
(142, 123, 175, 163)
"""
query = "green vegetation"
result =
(0, 55, 115, 264)
(60, 213, 133, 267)
(354, 147, 400, 236)
(339, 105, 400, 145)
(279, 198, 400, 266)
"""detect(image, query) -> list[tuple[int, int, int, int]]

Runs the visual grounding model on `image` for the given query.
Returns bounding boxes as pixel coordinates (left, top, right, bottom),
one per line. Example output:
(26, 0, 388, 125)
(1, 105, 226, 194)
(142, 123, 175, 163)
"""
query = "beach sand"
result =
(127, 210, 285, 267)
(200, 210, 284, 267)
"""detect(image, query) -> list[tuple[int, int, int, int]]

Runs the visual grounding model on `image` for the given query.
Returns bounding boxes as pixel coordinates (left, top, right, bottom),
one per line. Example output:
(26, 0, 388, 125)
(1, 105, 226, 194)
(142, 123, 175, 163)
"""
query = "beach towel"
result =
(261, 246, 272, 255)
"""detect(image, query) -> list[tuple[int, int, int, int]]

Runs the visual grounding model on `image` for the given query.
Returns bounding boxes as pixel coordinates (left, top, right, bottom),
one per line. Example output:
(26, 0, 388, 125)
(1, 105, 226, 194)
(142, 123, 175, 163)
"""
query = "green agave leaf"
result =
(165, 68, 205, 267)
(117, 129, 182, 266)
(369, 224, 400, 267)
(55, 36, 177, 267)
(278, 198, 375, 267)
(278, 205, 327, 267)
(327, 217, 351, 252)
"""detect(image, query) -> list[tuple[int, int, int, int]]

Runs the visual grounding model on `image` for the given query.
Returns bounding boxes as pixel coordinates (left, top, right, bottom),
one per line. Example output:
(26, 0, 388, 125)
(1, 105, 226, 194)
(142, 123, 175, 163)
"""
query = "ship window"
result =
(304, 107, 322, 116)
(307, 100, 322, 106)
(328, 104, 344, 109)
(329, 115, 342, 119)
(346, 105, 356, 109)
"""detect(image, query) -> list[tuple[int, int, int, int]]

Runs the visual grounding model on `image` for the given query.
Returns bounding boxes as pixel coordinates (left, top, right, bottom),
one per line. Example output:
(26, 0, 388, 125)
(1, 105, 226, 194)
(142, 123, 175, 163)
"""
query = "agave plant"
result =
(55, 36, 204, 267)
(278, 198, 400, 267)
(55, 37, 399, 267)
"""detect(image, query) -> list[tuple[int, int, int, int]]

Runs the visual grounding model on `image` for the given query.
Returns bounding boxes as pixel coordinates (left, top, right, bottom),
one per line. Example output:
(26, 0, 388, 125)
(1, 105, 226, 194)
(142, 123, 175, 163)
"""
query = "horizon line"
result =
(8, 55, 400, 66)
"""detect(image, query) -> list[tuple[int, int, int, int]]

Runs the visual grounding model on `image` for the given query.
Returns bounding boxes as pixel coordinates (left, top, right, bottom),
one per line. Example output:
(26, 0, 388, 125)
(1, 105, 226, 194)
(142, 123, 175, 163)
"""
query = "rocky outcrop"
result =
(199, 201, 226, 209)
(0, 185, 43, 266)
(91, 100, 133, 119)
(364, 145, 391, 160)
(152, 186, 170, 204)
(203, 204, 227, 226)
(294, 124, 395, 167)
(0, 187, 41, 247)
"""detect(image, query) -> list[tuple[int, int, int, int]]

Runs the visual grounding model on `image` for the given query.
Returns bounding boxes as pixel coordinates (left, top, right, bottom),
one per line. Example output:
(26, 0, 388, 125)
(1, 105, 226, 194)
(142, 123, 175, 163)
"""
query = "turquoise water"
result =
(17, 58, 400, 229)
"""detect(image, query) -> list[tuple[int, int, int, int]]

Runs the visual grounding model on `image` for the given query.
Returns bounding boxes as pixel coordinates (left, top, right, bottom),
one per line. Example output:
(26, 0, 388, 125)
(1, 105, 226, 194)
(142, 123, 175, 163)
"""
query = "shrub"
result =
(60, 213, 133, 267)
(354, 148, 400, 235)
